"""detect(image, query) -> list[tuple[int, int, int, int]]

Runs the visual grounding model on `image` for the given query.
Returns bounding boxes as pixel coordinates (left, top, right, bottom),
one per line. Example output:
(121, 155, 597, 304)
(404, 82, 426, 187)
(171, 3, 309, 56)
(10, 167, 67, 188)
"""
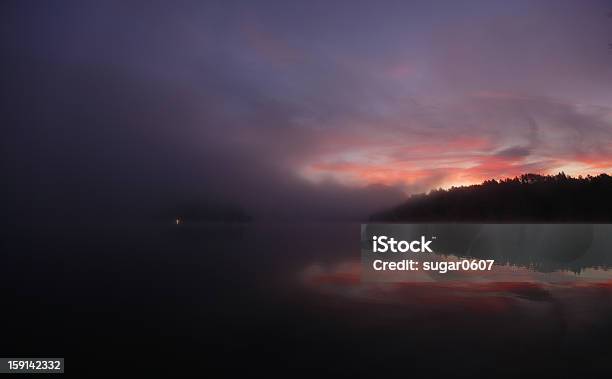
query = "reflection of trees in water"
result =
(364, 222, 612, 274)
(432, 224, 612, 274)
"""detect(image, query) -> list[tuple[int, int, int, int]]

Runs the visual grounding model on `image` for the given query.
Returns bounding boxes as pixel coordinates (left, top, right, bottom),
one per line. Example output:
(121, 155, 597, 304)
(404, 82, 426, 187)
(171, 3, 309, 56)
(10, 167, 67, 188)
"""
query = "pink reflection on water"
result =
(298, 260, 612, 333)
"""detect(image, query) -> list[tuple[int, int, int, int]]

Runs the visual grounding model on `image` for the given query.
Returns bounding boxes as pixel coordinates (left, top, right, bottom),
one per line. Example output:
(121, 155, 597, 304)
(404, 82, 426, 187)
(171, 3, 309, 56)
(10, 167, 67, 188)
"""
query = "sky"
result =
(2, 0, 612, 221)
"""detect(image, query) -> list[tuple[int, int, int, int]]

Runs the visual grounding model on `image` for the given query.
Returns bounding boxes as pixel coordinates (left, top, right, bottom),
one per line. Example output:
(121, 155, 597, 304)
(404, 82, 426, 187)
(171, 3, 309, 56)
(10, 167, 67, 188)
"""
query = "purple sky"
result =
(3, 0, 612, 220)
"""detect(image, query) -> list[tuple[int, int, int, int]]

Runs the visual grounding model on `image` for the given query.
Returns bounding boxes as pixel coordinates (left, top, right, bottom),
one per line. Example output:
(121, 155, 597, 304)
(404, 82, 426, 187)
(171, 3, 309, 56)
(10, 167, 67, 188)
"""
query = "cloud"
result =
(495, 146, 531, 158)
(295, 94, 612, 190)
(3, 1, 612, 222)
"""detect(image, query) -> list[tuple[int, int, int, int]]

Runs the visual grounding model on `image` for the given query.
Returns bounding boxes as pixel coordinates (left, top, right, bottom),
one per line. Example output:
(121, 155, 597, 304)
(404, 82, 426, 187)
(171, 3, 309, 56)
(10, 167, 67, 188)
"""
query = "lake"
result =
(2, 222, 612, 375)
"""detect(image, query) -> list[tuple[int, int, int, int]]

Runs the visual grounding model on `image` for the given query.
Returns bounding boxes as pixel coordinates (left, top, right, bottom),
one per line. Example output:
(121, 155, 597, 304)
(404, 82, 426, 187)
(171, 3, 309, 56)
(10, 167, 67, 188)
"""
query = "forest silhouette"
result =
(371, 173, 612, 222)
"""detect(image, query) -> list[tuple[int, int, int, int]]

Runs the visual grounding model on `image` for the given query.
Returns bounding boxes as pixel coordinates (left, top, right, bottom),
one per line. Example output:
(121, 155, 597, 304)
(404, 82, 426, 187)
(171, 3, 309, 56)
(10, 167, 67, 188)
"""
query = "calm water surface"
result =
(2, 223, 612, 376)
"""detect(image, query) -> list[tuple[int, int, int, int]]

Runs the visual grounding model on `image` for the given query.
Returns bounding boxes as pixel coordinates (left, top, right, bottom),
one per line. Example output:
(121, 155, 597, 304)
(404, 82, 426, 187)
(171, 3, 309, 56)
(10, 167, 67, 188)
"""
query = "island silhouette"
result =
(371, 173, 612, 222)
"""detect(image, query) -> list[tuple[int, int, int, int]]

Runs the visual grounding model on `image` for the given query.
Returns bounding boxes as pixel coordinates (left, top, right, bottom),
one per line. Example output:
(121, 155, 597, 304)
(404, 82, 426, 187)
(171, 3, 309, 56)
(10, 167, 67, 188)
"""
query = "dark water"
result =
(2, 223, 612, 376)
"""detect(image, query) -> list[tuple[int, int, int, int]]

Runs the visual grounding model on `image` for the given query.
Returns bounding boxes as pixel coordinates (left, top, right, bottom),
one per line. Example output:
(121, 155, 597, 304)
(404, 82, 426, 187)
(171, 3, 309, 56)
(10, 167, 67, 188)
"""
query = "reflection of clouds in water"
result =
(299, 259, 612, 307)
(302, 257, 612, 290)
(299, 260, 612, 340)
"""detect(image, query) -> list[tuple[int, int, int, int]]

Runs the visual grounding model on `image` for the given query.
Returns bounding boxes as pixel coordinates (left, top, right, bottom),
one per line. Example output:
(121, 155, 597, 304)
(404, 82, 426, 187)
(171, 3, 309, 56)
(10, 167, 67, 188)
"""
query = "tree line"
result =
(371, 173, 612, 222)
